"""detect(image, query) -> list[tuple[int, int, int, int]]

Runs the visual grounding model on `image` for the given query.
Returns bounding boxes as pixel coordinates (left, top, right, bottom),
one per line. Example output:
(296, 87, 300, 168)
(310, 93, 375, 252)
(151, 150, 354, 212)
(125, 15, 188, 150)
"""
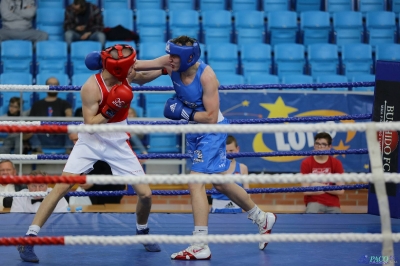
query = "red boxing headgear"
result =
(101, 44, 137, 81)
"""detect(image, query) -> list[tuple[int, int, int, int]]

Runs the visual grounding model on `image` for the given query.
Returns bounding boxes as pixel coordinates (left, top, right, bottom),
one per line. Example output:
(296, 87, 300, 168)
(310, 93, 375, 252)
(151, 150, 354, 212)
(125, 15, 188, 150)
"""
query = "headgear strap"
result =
(165, 39, 201, 72)
(101, 44, 137, 81)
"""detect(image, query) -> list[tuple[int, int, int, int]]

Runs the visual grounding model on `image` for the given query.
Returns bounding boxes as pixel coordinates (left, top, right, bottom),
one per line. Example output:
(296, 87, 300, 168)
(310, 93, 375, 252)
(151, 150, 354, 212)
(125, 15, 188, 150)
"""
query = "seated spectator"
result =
(11, 170, 69, 213)
(64, 0, 106, 48)
(26, 77, 73, 154)
(0, 0, 48, 43)
(0, 160, 27, 209)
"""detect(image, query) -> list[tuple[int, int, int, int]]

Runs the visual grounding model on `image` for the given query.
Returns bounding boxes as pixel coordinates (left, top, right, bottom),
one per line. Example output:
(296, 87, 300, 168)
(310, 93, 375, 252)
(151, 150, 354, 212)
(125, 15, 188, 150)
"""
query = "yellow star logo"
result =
(260, 97, 298, 118)
(242, 100, 250, 107)
(333, 140, 350, 158)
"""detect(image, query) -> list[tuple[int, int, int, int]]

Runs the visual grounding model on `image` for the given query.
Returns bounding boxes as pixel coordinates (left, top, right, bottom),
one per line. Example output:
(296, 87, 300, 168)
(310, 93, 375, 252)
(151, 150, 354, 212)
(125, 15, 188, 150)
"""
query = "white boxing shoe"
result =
(256, 212, 277, 250)
(171, 244, 211, 260)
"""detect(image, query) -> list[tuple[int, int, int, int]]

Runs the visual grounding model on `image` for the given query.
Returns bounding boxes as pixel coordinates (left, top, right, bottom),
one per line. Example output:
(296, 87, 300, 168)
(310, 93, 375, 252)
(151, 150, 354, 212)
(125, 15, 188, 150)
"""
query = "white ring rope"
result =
(0, 121, 41, 125)
(0, 192, 48, 197)
(0, 155, 37, 160)
(0, 85, 49, 91)
(63, 233, 400, 245)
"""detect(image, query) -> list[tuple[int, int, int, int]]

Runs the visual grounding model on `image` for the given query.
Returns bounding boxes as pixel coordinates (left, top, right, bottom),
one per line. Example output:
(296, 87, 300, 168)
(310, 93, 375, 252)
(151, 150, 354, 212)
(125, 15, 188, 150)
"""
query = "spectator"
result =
(0, 160, 26, 209)
(11, 170, 68, 213)
(64, 0, 106, 48)
(0, 0, 48, 43)
(210, 135, 249, 213)
(26, 77, 73, 154)
(301, 132, 345, 213)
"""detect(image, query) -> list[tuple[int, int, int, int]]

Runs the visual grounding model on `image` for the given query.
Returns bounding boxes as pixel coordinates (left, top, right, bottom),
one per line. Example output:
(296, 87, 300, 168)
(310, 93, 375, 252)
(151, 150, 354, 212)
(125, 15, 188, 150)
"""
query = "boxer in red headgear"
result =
(17, 44, 164, 263)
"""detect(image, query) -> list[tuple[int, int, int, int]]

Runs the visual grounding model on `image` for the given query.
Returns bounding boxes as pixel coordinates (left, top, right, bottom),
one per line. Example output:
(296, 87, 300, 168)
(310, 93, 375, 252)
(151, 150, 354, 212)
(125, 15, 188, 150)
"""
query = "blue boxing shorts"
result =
(186, 118, 230, 174)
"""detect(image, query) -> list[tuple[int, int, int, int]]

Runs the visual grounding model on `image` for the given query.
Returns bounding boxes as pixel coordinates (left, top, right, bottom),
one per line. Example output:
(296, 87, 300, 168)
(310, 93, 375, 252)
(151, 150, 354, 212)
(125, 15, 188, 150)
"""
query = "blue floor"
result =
(0, 213, 399, 266)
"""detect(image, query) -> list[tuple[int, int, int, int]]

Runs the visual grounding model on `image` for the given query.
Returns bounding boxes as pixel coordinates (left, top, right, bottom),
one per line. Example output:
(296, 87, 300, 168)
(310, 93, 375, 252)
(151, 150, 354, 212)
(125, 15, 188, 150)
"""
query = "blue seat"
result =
(71, 73, 93, 86)
(217, 73, 245, 85)
(146, 133, 180, 153)
(36, 8, 65, 41)
(300, 11, 330, 46)
(101, 0, 130, 9)
(0, 91, 33, 115)
(307, 43, 339, 79)
(68, 0, 98, 6)
(341, 43, 373, 80)
(134, 0, 163, 10)
(358, 0, 385, 15)
(234, 11, 265, 45)
(351, 74, 375, 91)
(105, 41, 136, 50)
(375, 43, 400, 61)
(142, 75, 173, 87)
(390, 0, 400, 14)
(274, 43, 306, 77)
(266, 11, 298, 46)
(166, 0, 196, 11)
(169, 10, 200, 39)
(35, 73, 70, 101)
(0, 73, 32, 85)
(332, 11, 363, 48)
(42, 148, 67, 154)
(207, 43, 239, 74)
(199, 0, 226, 10)
(295, 0, 321, 13)
(365, 11, 396, 49)
(103, 9, 133, 31)
(281, 74, 314, 90)
(240, 43, 272, 76)
(0, 73, 33, 113)
(144, 93, 175, 117)
(246, 73, 280, 84)
(36, 0, 64, 8)
(36, 41, 68, 74)
(325, 0, 354, 14)
(70, 41, 102, 75)
(202, 10, 232, 44)
(315, 75, 349, 91)
(199, 43, 206, 62)
(231, 0, 258, 11)
(262, 0, 290, 13)
(1, 40, 32, 74)
(136, 9, 167, 43)
(138, 42, 166, 60)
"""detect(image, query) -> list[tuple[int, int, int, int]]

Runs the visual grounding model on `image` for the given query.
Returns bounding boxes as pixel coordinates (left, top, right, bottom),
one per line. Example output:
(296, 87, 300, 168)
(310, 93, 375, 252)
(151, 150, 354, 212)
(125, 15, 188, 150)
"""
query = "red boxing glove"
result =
(101, 84, 133, 119)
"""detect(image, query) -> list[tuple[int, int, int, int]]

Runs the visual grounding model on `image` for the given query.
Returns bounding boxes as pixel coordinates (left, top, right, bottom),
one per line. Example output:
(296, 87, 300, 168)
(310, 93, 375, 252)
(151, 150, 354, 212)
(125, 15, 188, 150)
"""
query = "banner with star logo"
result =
(220, 91, 374, 173)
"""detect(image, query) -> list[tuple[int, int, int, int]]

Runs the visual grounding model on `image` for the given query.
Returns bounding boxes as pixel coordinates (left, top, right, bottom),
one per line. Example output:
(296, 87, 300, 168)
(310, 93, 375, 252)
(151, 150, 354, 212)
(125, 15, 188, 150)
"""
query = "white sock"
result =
(247, 205, 263, 221)
(26, 225, 41, 236)
(136, 223, 148, 231)
(194, 226, 208, 235)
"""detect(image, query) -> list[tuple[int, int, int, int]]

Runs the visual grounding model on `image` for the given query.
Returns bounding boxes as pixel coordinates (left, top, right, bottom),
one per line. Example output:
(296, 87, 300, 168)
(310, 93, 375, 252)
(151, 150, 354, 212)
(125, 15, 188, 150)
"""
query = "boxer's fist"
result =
(163, 98, 196, 121)
(101, 84, 133, 119)
(85, 51, 102, 70)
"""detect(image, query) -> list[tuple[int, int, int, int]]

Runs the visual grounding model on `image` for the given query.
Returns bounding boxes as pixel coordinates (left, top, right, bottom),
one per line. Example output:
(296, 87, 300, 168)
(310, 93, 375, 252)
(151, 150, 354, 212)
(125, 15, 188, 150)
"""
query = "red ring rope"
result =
(0, 125, 68, 133)
(0, 236, 65, 246)
(0, 175, 87, 184)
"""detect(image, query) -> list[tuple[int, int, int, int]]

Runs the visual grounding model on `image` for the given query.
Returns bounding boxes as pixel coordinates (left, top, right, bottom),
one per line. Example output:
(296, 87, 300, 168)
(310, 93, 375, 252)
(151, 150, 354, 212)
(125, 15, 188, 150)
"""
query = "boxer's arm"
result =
(195, 66, 220, 124)
(129, 70, 164, 86)
(81, 77, 109, 125)
(134, 55, 170, 71)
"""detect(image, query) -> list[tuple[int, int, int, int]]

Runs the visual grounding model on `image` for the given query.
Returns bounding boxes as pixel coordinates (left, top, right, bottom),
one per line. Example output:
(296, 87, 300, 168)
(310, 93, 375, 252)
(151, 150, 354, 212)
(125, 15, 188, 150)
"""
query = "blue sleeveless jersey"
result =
(211, 162, 243, 200)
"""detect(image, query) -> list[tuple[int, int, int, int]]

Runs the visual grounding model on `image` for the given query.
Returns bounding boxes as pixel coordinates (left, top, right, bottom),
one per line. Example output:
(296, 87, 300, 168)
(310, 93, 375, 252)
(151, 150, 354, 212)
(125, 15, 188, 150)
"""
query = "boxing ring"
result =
(0, 80, 400, 266)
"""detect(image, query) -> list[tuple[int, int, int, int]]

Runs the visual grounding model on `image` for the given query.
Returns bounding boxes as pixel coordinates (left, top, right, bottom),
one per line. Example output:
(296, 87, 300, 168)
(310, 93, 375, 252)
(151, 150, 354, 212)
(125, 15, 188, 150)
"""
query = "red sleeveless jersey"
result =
(94, 73, 133, 123)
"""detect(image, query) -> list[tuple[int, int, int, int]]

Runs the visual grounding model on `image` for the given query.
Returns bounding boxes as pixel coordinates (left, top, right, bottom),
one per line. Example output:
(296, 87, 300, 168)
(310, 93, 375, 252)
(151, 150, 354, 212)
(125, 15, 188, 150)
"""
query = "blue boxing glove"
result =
(164, 98, 196, 121)
(85, 51, 102, 70)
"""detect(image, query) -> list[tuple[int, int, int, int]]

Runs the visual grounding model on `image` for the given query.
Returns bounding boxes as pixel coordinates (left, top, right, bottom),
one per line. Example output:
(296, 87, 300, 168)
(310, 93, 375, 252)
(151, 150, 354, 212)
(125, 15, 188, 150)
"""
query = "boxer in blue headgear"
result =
(165, 36, 201, 72)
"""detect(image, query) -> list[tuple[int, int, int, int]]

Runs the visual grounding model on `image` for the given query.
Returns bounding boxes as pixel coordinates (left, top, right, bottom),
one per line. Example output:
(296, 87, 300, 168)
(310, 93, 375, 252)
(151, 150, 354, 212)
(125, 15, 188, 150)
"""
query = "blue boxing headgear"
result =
(165, 39, 201, 72)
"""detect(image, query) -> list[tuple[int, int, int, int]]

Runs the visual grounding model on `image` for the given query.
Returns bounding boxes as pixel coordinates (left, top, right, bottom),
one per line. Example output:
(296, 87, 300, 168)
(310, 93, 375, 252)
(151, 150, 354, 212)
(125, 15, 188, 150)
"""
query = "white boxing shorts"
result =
(63, 120, 144, 176)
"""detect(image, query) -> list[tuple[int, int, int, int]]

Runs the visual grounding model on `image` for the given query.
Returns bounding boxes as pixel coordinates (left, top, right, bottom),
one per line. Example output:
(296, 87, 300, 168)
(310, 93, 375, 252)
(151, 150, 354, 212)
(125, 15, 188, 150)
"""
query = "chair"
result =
(36, 0, 64, 8)
(307, 44, 339, 79)
(341, 43, 373, 80)
(146, 133, 180, 153)
(231, 0, 258, 11)
(315, 75, 349, 91)
(1, 40, 33, 74)
(138, 42, 166, 60)
(262, 0, 290, 13)
(68, 0, 98, 5)
(199, 43, 206, 62)
(142, 75, 173, 87)
(240, 43, 272, 76)
(71, 73, 93, 86)
(199, 0, 226, 11)
(390, 0, 400, 14)
(166, 0, 196, 11)
(274, 43, 306, 77)
(300, 11, 331, 46)
(134, 0, 163, 10)
(169, 10, 200, 39)
(281, 74, 314, 90)
(101, 0, 130, 9)
(325, 0, 354, 14)
(35, 73, 70, 101)
(207, 43, 239, 74)
(375, 43, 400, 62)
(136, 9, 167, 43)
(36, 8, 65, 41)
(295, 0, 321, 13)
(201, 10, 232, 44)
(351, 74, 375, 91)
(217, 73, 245, 85)
(103, 9, 133, 31)
(266, 11, 298, 46)
(0, 73, 33, 113)
(332, 11, 363, 48)
(70, 41, 102, 75)
(144, 93, 175, 117)
(365, 11, 396, 49)
(246, 73, 280, 85)
(105, 41, 136, 50)
(234, 11, 265, 45)
(357, 0, 385, 15)
(36, 41, 68, 74)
